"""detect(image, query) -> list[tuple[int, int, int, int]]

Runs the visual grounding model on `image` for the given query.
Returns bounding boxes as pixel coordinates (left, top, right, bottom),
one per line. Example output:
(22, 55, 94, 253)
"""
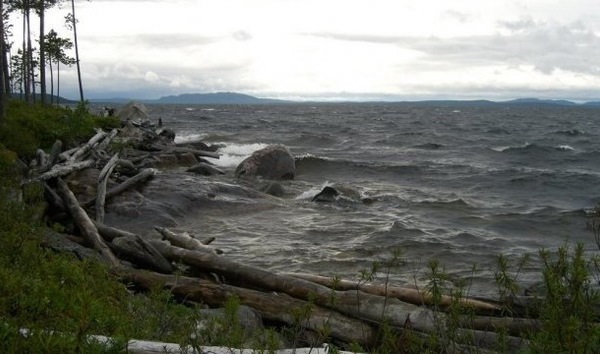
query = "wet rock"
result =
(235, 145, 295, 180)
(158, 128, 176, 142)
(115, 102, 149, 125)
(177, 152, 198, 167)
(261, 182, 285, 197)
(311, 186, 339, 202)
(187, 162, 225, 176)
(155, 154, 179, 168)
(185, 140, 220, 152)
(311, 184, 365, 204)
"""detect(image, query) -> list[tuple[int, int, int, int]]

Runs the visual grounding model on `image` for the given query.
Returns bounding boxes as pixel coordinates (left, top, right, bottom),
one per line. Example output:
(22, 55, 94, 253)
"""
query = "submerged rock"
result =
(235, 145, 295, 180)
(187, 162, 225, 176)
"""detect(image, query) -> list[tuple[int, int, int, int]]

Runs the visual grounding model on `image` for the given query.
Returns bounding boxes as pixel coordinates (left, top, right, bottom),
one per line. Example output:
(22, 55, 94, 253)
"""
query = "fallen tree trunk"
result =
(148, 243, 528, 351)
(166, 146, 220, 159)
(96, 129, 119, 152)
(82, 168, 156, 209)
(68, 130, 108, 162)
(56, 178, 120, 268)
(284, 272, 500, 313)
(123, 269, 379, 347)
(95, 153, 119, 223)
(22, 159, 95, 185)
(93, 222, 174, 273)
(154, 226, 222, 254)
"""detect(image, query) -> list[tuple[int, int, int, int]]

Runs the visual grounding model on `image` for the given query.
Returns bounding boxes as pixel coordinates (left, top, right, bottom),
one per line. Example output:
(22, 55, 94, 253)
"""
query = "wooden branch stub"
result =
(155, 226, 221, 255)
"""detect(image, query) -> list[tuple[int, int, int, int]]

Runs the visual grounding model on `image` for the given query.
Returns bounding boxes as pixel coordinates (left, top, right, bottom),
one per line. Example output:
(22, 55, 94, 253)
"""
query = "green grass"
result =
(0, 100, 197, 352)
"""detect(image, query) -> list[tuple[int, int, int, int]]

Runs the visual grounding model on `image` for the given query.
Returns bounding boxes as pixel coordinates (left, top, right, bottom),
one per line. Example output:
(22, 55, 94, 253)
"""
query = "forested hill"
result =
(154, 92, 288, 104)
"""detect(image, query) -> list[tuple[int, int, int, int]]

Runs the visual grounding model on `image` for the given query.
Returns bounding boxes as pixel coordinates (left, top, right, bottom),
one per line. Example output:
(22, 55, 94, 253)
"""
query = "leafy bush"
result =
(0, 100, 119, 159)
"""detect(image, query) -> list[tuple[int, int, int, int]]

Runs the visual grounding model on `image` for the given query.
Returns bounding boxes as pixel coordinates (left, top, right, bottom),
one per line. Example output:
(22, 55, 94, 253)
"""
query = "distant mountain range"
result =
(88, 92, 600, 107)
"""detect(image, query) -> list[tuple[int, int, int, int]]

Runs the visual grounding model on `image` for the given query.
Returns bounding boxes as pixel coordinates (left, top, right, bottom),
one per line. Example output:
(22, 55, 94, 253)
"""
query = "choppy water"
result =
(140, 103, 600, 296)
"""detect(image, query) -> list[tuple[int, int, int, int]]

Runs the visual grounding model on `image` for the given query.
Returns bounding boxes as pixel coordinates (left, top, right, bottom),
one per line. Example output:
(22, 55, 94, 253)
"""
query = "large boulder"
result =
(115, 102, 149, 125)
(234, 145, 295, 180)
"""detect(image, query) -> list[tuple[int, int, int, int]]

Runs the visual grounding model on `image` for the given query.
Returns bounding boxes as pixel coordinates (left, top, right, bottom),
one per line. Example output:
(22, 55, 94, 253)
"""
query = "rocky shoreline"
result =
(24, 102, 536, 352)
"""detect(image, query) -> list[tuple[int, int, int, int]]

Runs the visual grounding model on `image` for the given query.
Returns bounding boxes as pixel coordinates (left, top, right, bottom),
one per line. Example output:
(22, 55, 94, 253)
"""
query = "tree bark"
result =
(82, 168, 156, 209)
(56, 177, 120, 267)
(123, 269, 379, 347)
(95, 153, 119, 223)
(22, 159, 95, 185)
(70, 0, 84, 102)
(68, 130, 108, 162)
(154, 226, 221, 254)
(284, 272, 500, 313)
(39, 0, 47, 105)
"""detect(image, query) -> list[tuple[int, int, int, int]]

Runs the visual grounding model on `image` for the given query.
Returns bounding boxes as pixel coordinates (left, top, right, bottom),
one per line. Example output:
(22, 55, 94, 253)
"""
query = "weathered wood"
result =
(94, 222, 174, 273)
(284, 272, 500, 312)
(56, 177, 120, 267)
(110, 235, 175, 273)
(123, 270, 378, 347)
(155, 226, 221, 255)
(167, 146, 220, 159)
(95, 153, 119, 223)
(148, 243, 528, 351)
(43, 182, 65, 210)
(22, 159, 95, 185)
(96, 128, 118, 152)
(57, 146, 79, 162)
(47, 140, 63, 169)
(94, 221, 137, 241)
(82, 168, 156, 208)
(69, 130, 108, 161)
(35, 149, 47, 171)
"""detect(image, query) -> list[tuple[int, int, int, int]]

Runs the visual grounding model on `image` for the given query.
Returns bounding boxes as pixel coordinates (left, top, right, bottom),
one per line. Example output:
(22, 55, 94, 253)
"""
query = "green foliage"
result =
(0, 156, 196, 353)
(0, 100, 119, 158)
(528, 243, 600, 353)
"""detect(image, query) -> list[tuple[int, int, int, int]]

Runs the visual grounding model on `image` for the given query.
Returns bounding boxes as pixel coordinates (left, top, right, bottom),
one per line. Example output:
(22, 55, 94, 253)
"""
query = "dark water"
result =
(141, 103, 600, 296)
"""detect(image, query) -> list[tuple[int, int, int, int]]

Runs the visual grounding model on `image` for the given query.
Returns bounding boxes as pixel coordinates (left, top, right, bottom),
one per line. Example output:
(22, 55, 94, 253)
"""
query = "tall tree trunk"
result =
(39, 0, 47, 105)
(0, 1, 5, 124)
(49, 58, 54, 105)
(71, 0, 84, 102)
(26, 5, 35, 104)
(57, 61, 60, 106)
(22, 5, 30, 104)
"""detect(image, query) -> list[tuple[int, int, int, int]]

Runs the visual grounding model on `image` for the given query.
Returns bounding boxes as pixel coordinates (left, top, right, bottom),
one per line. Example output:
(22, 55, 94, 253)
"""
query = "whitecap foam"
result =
(556, 145, 574, 151)
(205, 142, 269, 168)
(295, 181, 332, 200)
(175, 132, 207, 144)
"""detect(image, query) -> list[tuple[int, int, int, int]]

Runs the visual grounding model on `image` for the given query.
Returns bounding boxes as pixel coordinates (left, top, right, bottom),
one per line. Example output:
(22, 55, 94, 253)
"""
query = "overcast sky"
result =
(10, 0, 600, 101)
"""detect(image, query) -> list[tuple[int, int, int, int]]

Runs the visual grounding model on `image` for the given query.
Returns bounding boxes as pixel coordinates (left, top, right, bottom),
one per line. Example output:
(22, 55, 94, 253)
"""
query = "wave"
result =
(415, 198, 474, 209)
(295, 154, 423, 177)
(205, 142, 269, 168)
(553, 129, 586, 136)
(485, 128, 511, 135)
(491, 143, 575, 154)
(414, 142, 444, 150)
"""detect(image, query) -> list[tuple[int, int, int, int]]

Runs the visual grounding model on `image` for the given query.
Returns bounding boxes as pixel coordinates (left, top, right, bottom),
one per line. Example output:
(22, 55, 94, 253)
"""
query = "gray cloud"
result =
(306, 20, 600, 77)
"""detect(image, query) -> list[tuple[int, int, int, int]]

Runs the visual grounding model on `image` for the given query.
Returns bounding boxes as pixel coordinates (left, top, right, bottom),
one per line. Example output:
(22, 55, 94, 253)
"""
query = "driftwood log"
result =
(95, 153, 119, 223)
(56, 178, 120, 267)
(123, 269, 379, 347)
(284, 272, 500, 313)
(154, 227, 222, 255)
(22, 159, 95, 185)
(82, 168, 156, 209)
(146, 242, 529, 351)
(68, 130, 108, 162)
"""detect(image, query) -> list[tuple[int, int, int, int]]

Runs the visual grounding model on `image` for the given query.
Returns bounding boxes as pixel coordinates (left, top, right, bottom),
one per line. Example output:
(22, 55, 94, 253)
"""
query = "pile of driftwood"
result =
(23, 127, 538, 353)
